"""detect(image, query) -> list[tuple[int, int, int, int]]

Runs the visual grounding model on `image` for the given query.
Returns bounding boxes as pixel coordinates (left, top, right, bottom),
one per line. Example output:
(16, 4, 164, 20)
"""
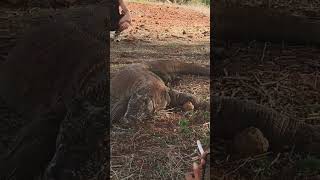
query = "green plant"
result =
(203, 111, 210, 119)
(178, 118, 191, 134)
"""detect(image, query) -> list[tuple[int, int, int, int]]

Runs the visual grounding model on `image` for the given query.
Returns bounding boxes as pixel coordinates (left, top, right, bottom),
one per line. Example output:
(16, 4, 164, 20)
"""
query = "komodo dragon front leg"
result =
(168, 89, 206, 110)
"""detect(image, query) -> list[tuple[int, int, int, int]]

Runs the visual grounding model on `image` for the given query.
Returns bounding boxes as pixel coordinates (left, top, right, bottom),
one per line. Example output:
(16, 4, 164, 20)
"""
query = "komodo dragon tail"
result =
(145, 60, 210, 79)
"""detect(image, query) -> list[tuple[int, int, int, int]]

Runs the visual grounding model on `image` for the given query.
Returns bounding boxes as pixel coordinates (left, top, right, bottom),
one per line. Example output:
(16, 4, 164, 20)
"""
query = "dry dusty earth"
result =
(212, 44, 320, 180)
(212, 1, 320, 179)
(110, 2, 210, 180)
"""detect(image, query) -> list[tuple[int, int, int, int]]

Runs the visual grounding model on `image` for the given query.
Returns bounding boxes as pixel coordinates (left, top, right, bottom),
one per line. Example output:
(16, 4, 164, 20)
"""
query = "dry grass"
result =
(110, 62, 210, 179)
(111, 111, 210, 179)
(110, 3, 210, 176)
(213, 38, 320, 180)
(212, 1, 320, 179)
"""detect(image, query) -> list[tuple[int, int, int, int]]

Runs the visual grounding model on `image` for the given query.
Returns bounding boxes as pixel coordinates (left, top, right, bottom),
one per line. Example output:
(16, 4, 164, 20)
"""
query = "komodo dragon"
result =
(111, 60, 210, 124)
(213, 96, 320, 154)
(0, 5, 110, 180)
(0, 2, 110, 62)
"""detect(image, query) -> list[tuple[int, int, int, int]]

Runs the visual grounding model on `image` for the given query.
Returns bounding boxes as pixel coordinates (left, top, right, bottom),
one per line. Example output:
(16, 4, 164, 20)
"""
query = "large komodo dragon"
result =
(213, 96, 320, 154)
(111, 60, 210, 124)
(0, 4, 110, 180)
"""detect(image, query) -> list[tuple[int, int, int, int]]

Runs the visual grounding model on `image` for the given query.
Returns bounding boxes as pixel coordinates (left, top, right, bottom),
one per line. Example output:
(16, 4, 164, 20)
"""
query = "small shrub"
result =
(178, 118, 191, 134)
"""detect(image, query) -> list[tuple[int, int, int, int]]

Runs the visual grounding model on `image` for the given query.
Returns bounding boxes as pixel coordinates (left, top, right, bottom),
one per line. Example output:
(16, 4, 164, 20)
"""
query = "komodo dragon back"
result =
(0, 4, 111, 62)
(0, 6, 109, 119)
(145, 60, 210, 78)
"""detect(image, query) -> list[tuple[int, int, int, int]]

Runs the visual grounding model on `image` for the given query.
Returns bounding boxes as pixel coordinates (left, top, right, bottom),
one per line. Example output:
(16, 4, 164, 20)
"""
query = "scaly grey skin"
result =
(213, 96, 320, 154)
(1, 0, 104, 9)
(110, 61, 210, 124)
(1, 0, 51, 8)
(0, 3, 111, 62)
(0, 20, 105, 118)
(145, 60, 210, 84)
(0, 5, 109, 179)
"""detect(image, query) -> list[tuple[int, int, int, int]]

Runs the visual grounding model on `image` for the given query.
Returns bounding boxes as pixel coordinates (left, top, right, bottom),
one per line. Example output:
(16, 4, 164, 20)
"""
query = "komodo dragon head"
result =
(121, 89, 169, 124)
(111, 67, 172, 124)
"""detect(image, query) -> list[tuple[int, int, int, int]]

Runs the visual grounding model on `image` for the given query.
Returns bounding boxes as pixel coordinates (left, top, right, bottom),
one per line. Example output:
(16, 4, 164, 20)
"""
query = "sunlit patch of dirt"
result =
(117, 1, 209, 43)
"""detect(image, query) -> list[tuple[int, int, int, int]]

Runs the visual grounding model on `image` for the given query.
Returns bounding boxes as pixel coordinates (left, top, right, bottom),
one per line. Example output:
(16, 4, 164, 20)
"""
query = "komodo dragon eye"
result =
(164, 91, 171, 107)
(147, 99, 155, 113)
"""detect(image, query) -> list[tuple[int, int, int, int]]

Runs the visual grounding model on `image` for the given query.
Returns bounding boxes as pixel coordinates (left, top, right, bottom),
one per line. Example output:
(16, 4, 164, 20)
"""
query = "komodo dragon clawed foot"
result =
(168, 89, 200, 109)
(111, 60, 210, 125)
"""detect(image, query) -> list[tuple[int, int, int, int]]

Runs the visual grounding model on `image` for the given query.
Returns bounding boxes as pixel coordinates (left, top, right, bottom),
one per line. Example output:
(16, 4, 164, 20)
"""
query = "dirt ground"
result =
(213, 43, 320, 180)
(2, 0, 318, 179)
(110, 2, 210, 179)
(212, 1, 320, 180)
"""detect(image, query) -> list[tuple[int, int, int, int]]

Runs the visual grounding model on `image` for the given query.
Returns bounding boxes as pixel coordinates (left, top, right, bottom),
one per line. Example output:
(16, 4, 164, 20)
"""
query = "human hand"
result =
(118, 12, 132, 32)
(119, 21, 130, 32)
(185, 151, 208, 180)
(119, 10, 132, 24)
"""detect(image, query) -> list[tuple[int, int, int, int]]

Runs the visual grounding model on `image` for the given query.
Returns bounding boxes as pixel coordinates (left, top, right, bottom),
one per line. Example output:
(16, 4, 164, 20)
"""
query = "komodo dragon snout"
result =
(120, 83, 173, 123)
